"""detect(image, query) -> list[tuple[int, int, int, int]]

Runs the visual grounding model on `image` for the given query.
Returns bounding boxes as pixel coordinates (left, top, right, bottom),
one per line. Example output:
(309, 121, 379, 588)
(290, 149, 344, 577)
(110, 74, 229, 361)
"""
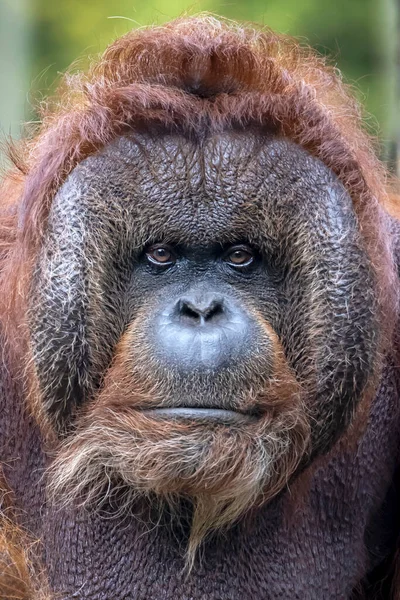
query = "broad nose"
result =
(175, 294, 225, 325)
(153, 290, 256, 372)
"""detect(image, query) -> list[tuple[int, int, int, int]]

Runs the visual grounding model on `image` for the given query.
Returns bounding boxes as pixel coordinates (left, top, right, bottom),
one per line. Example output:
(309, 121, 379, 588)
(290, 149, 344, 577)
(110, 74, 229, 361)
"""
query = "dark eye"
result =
(146, 245, 176, 266)
(224, 246, 254, 267)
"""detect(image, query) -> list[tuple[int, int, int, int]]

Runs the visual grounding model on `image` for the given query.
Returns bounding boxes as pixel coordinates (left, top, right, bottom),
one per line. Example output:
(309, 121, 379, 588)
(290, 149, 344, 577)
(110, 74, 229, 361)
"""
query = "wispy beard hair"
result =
(48, 402, 310, 571)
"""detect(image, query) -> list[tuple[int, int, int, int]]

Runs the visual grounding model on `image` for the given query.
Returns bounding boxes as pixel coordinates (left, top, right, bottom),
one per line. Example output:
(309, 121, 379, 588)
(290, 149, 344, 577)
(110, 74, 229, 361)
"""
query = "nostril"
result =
(203, 301, 224, 321)
(180, 302, 202, 322)
(176, 297, 225, 324)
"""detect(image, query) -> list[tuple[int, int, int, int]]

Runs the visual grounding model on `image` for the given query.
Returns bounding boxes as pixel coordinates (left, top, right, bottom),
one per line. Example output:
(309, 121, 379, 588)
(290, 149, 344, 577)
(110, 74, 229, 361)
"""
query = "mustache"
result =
(87, 309, 302, 414)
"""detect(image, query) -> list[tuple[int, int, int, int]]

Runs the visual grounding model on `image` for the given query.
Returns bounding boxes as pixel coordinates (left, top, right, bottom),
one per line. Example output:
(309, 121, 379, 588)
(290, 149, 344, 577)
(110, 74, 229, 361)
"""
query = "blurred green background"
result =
(0, 0, 398, 157)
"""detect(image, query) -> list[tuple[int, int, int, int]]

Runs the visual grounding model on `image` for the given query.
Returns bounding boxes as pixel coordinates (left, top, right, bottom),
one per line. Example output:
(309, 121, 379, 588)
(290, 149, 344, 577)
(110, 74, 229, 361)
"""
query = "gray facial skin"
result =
(29, 129, 377, 456)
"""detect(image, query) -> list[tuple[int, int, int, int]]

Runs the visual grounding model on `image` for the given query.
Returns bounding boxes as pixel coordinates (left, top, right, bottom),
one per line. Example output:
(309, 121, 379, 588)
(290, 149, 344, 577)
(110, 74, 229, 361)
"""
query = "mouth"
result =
(142, 407, 257, 425)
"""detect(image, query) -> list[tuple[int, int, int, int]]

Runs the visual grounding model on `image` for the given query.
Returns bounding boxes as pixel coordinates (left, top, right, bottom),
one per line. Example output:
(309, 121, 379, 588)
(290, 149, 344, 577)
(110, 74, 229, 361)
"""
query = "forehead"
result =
(61, 130, 343, 245)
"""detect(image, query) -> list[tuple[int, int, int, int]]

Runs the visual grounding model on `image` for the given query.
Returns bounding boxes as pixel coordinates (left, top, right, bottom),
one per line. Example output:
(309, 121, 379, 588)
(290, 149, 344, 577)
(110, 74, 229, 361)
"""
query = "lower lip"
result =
(142, 407, 257, 425)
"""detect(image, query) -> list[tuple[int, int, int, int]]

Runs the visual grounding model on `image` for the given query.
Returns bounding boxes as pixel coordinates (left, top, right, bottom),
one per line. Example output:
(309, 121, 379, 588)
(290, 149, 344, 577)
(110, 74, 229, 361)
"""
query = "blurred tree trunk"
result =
(395, 0, 400, 175)
(0, 0, 32, 166)
(384, 0, 400, 173)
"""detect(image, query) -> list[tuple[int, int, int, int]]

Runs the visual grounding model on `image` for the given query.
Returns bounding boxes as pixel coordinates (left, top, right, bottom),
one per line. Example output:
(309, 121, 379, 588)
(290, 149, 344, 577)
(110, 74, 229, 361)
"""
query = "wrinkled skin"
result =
(2, 130, 399, 599)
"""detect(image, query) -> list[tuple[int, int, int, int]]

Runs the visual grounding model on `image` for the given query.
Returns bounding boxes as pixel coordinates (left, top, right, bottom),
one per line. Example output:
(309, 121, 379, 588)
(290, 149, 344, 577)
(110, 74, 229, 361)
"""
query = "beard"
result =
(47, 324, 310, 570)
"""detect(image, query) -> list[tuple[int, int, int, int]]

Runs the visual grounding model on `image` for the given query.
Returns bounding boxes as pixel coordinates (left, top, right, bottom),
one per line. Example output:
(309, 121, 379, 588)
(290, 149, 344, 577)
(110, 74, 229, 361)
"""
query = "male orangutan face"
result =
(28, 130, 378, 557)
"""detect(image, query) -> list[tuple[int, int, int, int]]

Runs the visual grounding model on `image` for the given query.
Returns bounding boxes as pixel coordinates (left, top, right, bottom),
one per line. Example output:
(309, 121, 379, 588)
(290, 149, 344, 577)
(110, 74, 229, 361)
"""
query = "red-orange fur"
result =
(0, 476, 51, 599)
(0, 518, 52, 600)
